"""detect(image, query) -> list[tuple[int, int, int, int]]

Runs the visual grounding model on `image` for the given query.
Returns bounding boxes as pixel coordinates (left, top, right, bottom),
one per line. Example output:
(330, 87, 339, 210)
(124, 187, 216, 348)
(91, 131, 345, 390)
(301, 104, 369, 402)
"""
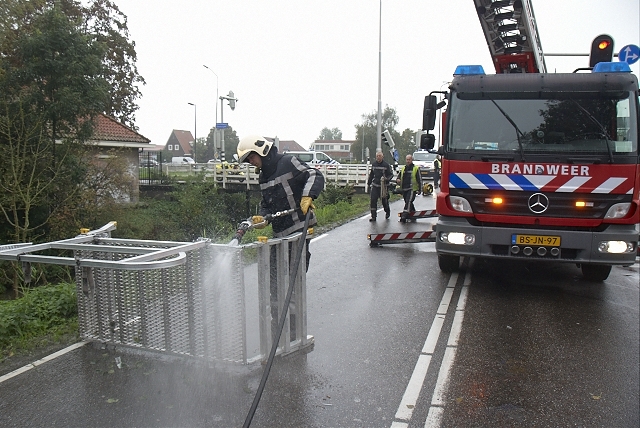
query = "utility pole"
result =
(376, 0, 382, 153)
(188, 102, 196, 162)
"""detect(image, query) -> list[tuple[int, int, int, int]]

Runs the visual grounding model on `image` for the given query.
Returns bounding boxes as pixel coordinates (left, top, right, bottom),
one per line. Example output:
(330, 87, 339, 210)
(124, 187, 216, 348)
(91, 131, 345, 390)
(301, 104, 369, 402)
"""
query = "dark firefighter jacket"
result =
(367, 160, 393, 187)
(258, 147, 325, 237)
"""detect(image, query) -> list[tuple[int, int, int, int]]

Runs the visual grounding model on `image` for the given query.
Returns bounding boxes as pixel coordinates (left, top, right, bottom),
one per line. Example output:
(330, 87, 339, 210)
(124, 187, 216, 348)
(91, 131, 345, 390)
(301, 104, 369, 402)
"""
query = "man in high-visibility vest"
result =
(396, 154, 422, 222)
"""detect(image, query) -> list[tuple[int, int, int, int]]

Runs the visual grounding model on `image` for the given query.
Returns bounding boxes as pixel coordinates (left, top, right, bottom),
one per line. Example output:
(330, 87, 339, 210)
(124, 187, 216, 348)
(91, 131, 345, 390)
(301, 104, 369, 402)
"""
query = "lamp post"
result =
(202, 65, 219, 124)
(376, 0, 382, 152)
(187, 102, 196, 162)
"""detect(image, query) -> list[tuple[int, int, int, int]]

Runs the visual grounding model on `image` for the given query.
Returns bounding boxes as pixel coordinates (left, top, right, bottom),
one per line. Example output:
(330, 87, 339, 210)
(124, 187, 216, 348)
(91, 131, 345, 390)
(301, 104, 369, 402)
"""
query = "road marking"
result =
(392, 272, 459, 424)
(310, 233, 328, 243)
(0, 341, 88, 384)
(425, 278, 470, 427)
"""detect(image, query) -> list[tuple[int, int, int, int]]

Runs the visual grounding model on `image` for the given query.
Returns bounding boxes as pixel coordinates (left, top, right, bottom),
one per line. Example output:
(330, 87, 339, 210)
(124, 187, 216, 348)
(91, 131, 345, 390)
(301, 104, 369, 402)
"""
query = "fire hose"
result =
(242, 209, 312, 427)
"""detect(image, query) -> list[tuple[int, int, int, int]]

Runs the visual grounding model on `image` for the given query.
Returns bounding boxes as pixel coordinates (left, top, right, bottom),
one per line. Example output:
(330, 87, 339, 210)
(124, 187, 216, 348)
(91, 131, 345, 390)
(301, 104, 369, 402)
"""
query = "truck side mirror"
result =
(422, 95, 438, 131)
(420, 133, 435, 150)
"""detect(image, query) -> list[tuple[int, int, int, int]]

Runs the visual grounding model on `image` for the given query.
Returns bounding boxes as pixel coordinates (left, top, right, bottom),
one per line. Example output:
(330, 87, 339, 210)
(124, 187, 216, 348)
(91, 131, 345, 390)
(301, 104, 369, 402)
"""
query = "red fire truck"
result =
(421, 0, 639, 280)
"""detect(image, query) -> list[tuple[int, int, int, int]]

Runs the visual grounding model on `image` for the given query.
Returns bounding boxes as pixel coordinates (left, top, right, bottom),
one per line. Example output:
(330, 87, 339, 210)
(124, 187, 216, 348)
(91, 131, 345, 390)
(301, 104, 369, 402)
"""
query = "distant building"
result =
(310, 139, 354, 162)
(273, 138, 306, 153)
(164, 130, 194, 157)
(87, 114, 152, 202)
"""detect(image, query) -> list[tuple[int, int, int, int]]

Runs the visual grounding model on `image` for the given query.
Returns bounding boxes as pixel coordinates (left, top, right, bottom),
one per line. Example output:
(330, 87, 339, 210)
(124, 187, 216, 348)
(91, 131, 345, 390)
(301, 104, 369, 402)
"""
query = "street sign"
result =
(618, 45, 640, 65)
(216, 123, 229, 129)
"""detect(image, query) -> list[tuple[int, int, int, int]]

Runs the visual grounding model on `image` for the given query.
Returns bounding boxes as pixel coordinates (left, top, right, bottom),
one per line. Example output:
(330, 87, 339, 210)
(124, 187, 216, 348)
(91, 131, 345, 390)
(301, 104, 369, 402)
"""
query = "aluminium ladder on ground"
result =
(0, 222, 312, 364)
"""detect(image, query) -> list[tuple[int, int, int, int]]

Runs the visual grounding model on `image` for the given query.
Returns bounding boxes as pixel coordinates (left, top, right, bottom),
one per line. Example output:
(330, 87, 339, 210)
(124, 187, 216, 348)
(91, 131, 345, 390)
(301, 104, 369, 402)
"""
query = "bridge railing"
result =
(157, 163, 376, 192)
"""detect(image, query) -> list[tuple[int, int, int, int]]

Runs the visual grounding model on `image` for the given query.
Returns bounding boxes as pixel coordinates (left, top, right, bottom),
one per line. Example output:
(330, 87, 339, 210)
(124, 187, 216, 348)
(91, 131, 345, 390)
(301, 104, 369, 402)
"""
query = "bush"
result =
(0, 283, 77, 349)
(317, 183, 355, 205)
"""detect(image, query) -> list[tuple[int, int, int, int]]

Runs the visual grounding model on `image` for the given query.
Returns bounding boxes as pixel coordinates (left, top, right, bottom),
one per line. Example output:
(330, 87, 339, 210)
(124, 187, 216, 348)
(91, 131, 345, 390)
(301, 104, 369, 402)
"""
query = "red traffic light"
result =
(598, 40, 611, 50)
(589, 34, 614, 67)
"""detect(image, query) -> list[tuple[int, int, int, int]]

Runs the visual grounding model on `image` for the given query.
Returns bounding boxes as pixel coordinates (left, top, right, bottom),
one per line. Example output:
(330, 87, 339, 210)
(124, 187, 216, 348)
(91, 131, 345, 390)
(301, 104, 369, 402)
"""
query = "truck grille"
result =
(451, 189, 630, 219)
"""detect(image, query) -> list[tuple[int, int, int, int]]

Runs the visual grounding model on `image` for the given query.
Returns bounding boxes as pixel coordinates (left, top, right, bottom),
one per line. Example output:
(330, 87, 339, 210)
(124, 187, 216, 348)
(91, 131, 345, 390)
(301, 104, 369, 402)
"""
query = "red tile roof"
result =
(91, 114, 150, 143)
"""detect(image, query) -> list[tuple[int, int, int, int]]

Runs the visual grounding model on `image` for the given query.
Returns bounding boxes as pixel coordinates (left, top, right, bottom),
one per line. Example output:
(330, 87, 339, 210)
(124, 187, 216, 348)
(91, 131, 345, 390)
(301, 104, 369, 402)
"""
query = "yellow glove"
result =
(252, 215, 267, 229)
(300, 196, 315, 214)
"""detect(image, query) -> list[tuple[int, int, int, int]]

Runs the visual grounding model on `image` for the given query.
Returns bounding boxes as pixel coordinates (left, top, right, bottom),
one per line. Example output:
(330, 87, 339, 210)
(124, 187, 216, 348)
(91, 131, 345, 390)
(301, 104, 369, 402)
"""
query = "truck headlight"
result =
(597, 241, 635, 254)
(449, 196, 473, 213)
(604, 203, 631, 219)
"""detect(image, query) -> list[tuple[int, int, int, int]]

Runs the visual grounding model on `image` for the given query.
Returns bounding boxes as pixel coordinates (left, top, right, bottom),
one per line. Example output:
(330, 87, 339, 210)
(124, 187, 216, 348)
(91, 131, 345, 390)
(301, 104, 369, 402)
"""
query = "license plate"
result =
(511, 234, 561, 246)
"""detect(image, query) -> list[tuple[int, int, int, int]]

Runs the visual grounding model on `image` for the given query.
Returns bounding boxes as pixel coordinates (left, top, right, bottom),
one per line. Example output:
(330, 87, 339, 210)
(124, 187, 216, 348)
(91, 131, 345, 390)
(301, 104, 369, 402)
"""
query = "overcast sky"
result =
(111, 0, 640, 150)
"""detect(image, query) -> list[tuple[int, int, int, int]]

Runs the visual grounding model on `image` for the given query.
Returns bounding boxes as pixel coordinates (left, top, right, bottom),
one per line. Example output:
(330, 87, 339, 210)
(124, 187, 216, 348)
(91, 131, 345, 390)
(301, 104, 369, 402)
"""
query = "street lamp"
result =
(187, 102, 196, 162)
(202, 65, 219, 124)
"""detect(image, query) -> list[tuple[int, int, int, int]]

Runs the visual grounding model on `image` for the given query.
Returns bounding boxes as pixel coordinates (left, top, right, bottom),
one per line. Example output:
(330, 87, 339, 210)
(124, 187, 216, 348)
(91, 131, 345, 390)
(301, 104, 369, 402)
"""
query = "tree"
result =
(317, 127, 342, 140)
(0, 2, 140, 294)
(205, 126, 239, 162)
(351, 106, 399, 163)
(0, 0, 144, 129)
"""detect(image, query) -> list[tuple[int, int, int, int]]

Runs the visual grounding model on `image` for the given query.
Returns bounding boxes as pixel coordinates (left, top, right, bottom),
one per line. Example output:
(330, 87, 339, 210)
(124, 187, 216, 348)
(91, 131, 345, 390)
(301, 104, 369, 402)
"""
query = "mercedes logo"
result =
(528, 193, 549, 214)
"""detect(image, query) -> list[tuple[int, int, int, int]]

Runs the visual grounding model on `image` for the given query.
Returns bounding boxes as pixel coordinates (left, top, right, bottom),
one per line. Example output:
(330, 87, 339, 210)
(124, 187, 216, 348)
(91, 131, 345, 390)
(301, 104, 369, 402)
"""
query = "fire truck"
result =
(420, 0, 639, 280)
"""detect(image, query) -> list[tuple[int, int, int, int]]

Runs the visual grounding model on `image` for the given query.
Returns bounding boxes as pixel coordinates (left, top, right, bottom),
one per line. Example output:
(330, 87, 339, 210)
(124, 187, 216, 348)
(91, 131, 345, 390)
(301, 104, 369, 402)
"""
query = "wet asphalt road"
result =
(0, 194, 638, 427)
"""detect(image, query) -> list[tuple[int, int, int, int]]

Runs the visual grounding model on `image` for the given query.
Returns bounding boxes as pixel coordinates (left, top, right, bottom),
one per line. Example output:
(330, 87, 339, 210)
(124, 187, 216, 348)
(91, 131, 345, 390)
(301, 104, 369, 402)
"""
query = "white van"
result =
(172, 156, 195, 165)
(284, 150, 338, 166)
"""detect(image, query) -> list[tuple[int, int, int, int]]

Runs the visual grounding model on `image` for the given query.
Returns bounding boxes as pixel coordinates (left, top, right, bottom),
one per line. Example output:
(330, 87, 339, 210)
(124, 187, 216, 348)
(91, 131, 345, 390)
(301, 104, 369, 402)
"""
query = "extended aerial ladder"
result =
(473, 0, 546, 73)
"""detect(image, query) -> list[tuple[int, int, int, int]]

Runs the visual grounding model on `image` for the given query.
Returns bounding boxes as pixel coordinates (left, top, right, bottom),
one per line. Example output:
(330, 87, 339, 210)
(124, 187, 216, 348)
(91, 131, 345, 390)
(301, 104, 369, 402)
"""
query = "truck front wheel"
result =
(581, 264, 612, 282)
(438, 254, 460, 272)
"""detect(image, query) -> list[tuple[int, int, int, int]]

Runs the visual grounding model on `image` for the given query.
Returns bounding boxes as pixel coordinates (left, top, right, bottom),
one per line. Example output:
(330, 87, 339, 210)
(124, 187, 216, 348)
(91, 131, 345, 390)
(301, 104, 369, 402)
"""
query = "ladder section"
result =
(473, 0, 546, 73)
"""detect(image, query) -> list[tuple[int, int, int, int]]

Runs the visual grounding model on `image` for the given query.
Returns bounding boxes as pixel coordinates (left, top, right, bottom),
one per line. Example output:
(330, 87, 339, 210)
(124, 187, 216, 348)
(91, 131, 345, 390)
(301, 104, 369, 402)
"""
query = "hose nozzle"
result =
(231, 209, 295, 244)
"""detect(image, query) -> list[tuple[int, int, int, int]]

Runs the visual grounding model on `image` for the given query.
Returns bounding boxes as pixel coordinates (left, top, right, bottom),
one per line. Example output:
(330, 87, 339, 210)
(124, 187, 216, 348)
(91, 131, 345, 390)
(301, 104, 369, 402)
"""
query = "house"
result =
(87, 114, 152, 202)
(164, 130, 194, 157)
(261, 137, 306, 153)
(310, 139, 355, 162)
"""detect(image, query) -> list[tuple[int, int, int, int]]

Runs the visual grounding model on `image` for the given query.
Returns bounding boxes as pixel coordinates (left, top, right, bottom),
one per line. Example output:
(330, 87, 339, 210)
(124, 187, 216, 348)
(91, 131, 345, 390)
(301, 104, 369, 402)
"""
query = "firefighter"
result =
(367, 150, 394, 221)
(397, 154, 422, 222)
(237, 134, 324, 340)
(433, 154, 442, 189)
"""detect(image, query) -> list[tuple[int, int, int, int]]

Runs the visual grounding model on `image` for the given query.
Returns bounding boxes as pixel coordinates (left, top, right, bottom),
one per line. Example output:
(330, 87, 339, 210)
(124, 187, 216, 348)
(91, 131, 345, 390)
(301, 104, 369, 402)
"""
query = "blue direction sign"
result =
(618, 44, 640, 65)
(215, 122, 229, 129)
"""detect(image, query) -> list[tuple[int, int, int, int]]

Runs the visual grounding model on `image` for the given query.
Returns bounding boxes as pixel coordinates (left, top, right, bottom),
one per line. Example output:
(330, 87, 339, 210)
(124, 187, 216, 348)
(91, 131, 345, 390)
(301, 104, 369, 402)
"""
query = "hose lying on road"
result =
(243, 209, 312, 427)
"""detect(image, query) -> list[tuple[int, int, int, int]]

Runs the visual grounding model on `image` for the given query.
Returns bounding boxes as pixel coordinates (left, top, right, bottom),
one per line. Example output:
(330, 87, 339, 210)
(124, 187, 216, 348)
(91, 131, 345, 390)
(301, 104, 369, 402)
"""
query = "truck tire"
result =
(581, 264, 611, 282)
(438, 254, 460, 272)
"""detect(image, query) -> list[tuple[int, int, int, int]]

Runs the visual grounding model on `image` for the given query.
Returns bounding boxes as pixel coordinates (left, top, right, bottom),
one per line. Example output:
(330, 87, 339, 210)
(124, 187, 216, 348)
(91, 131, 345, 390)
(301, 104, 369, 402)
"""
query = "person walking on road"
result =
(433, 154, 441, 189)
(367, 150, 394, 221)
(237, 134, 324, 340)
(397, 154, 422, 222)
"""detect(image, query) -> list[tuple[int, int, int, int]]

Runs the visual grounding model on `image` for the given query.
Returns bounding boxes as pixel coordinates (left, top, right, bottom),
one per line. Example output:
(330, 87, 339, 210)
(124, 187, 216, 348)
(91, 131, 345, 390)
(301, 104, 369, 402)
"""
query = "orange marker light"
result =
(576, 201, 586, 207)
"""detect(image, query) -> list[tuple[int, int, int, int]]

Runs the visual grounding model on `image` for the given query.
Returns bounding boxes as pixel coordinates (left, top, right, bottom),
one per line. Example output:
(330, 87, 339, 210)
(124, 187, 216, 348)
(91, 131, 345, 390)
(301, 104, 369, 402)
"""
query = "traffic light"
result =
(228, 91, 236, 110)
(589, 34, 614, 68)
(381, 130, 395, 148)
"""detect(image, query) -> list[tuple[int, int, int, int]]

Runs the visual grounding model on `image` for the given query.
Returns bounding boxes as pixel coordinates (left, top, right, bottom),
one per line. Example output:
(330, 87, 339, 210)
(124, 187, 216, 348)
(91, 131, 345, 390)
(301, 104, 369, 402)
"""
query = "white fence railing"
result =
(160, 163, 376, 192)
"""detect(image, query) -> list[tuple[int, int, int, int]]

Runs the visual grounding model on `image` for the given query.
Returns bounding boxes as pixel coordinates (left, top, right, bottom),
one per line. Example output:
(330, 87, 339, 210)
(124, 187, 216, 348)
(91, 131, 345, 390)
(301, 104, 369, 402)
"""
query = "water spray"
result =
(230, 209, 295, 245)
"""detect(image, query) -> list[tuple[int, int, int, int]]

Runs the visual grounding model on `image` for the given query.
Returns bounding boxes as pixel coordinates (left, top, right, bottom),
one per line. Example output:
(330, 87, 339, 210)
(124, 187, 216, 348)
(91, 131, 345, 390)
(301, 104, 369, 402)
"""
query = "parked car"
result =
(284, 150, 338, 167)
(412, 150, 438, 181)
(140, 159, 159, 167)
(172, 156, 195, 164)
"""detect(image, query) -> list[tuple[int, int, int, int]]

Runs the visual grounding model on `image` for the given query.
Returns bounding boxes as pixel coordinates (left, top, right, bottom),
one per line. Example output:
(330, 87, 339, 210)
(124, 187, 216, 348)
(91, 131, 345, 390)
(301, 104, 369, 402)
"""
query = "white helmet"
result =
(237, 135, 273, 163)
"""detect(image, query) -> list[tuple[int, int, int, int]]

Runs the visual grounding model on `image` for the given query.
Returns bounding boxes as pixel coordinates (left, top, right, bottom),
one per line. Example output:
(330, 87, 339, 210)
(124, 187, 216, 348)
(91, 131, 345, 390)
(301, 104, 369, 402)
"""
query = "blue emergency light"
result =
(453, 65, 486, 76)
(592, 62, 632, 73)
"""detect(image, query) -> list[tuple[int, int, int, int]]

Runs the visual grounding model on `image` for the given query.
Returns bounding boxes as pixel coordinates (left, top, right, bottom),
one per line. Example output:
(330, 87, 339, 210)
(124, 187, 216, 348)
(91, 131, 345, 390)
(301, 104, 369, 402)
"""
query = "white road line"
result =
(310, 233, 328, 243)
(0, 341, 88, 384)
(392, 273, 459, 424)
(426, 282, 470, 427)
(394, 355, 433, 421)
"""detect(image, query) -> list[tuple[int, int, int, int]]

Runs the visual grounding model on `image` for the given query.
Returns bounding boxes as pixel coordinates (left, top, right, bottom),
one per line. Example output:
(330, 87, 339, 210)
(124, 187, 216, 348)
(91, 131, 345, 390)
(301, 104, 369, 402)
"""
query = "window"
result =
(168, 144, 173, 151)
(340, 144, 349, 151)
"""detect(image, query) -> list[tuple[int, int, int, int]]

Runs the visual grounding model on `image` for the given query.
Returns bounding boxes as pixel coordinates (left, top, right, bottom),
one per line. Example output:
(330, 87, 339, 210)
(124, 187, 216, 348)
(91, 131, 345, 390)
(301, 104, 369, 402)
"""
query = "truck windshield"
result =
(447, 92, 638, 157)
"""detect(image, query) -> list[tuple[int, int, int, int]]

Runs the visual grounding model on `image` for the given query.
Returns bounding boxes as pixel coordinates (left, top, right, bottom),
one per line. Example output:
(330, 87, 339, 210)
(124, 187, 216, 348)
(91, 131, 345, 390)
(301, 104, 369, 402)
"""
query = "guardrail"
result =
(155, 163, 377, 192)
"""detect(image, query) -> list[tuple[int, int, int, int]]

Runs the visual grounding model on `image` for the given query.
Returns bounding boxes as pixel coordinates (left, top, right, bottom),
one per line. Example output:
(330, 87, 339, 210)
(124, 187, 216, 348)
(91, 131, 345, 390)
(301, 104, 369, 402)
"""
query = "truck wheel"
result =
(581, 264, 611, 282)
(438, 254, 460, 272)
